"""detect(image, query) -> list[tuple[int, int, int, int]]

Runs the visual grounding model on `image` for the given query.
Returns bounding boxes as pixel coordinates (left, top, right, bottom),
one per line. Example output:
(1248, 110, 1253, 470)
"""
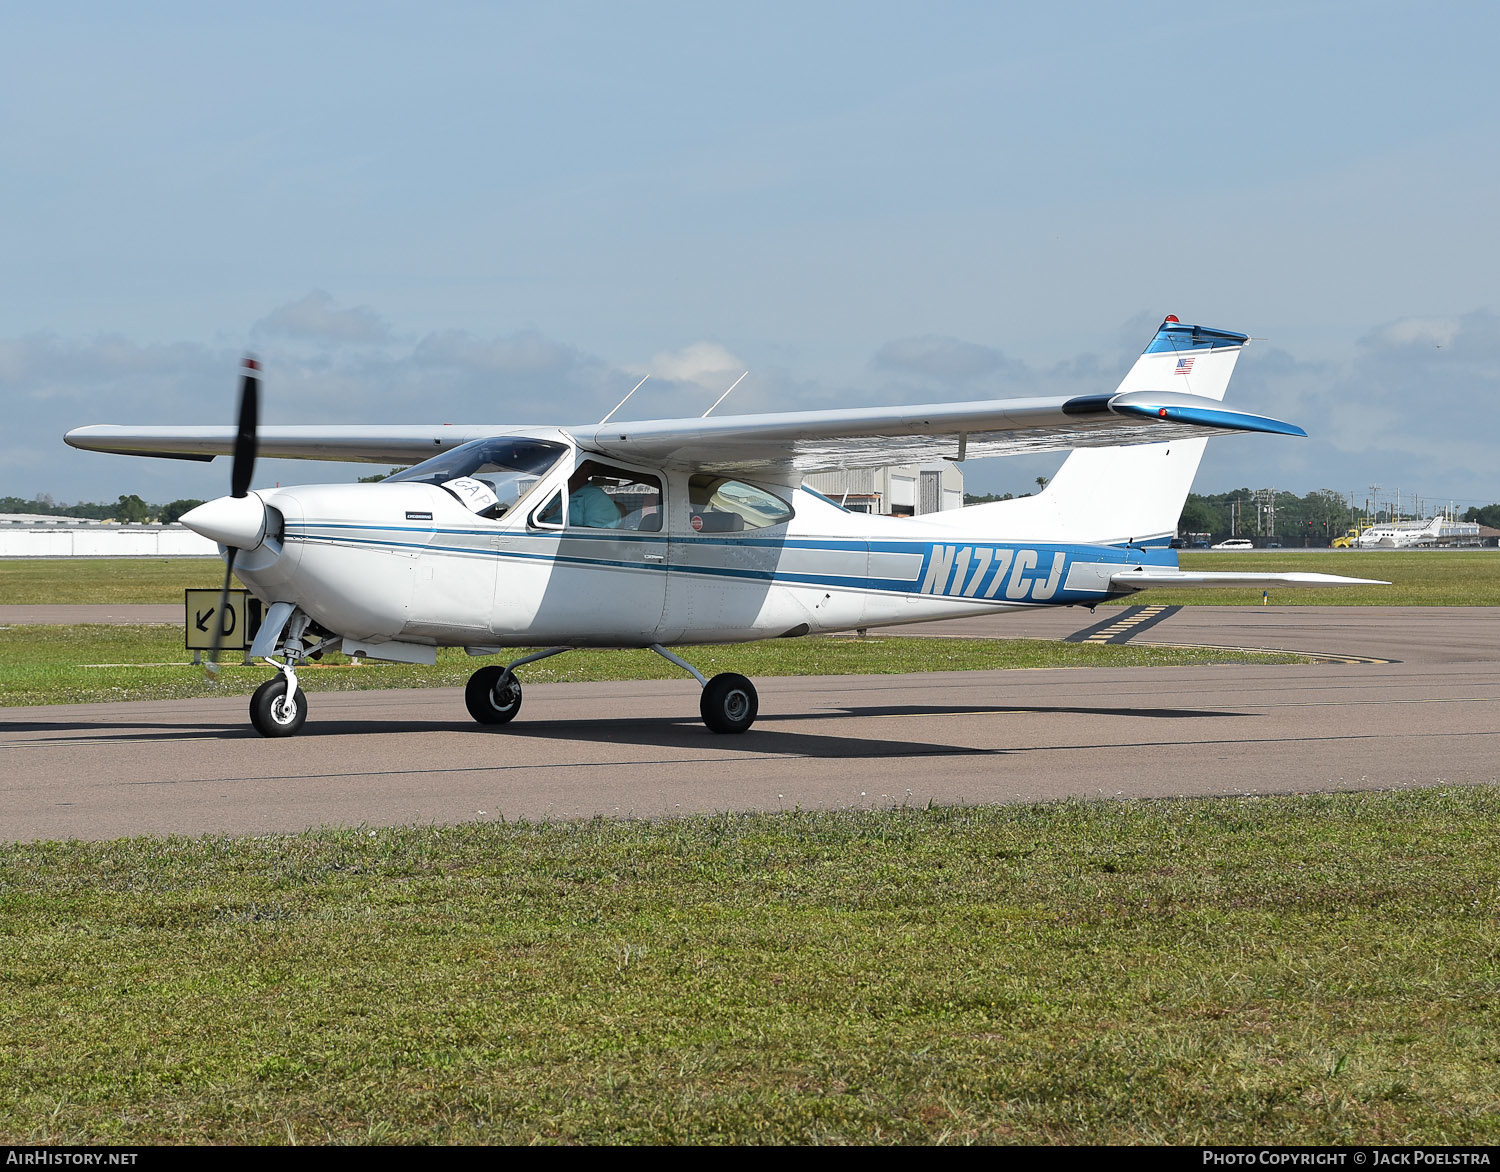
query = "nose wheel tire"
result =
(466, 666, 523, 725)
(700, 672, 758, 734)
(250, 676, 308, 738)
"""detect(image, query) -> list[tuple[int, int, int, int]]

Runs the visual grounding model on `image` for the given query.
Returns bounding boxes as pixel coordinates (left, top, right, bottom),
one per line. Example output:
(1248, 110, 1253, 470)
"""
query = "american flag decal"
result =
(1175, 357, 1195, 375)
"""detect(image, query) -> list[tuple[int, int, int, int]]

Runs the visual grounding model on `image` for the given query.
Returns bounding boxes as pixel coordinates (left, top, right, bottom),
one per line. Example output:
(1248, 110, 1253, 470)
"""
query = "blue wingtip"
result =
(1115, 401, 1307, 437)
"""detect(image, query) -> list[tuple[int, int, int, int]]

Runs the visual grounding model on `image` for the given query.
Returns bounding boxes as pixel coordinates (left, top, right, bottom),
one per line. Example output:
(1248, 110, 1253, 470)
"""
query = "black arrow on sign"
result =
(195, 606, 234, 636)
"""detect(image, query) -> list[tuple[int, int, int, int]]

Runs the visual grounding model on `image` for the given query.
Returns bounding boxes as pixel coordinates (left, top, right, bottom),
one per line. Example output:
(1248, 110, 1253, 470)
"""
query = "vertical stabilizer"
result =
(934, 317, 1250, 546)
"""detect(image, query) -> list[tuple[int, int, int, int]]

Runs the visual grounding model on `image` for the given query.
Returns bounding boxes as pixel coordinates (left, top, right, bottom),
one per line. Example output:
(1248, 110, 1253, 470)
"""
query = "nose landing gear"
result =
(250, 673, 307, 737)
(245, 607, 339, 738)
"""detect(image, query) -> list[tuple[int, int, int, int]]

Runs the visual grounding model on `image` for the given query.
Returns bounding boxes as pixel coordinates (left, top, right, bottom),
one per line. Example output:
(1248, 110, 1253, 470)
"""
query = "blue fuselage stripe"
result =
(284, 521, 1169, 600)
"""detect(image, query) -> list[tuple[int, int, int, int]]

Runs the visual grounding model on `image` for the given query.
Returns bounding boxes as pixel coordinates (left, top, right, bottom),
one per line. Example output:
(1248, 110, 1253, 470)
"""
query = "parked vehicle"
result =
(1211, 538, 1254, 550)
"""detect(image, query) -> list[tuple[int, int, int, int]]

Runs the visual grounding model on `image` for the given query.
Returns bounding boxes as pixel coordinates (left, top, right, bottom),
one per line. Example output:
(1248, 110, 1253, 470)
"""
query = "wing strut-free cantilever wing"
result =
(65, 391, 1303, 474)
(62, 424, 557, 465)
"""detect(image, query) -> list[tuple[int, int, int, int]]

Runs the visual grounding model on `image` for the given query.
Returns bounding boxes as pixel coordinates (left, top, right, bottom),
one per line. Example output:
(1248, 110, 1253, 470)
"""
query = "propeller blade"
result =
(230, 356, 260, 499)
(204, 548, 238, 679)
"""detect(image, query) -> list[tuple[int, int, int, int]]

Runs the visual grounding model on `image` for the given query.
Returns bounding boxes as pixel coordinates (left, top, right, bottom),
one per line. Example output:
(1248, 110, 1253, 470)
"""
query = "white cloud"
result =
(640, 341, 743, 388)
(1364, 316, 1461, 351)
(253, 290, 391, 344)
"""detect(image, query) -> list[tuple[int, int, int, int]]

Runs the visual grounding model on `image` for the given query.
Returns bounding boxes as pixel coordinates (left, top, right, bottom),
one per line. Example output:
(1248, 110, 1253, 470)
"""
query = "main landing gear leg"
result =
(649, 644, 758, 734)
(464, 647, 573, 726)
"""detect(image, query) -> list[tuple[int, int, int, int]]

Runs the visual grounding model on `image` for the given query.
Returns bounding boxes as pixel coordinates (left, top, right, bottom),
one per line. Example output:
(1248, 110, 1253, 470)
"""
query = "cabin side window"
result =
(687, 476, 794, 532)
(532, 490, 565, 530)
(556, 461, 663, 531)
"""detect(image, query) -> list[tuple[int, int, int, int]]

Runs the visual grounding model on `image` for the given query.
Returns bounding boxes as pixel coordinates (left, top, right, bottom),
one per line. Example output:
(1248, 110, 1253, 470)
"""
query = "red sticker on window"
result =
(691, 514, 703, 531)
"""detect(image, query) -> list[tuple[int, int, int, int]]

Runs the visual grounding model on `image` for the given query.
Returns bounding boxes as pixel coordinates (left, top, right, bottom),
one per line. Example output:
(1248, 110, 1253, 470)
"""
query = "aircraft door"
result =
(512, 459, 669, 644)
(664, 475, 813, 642)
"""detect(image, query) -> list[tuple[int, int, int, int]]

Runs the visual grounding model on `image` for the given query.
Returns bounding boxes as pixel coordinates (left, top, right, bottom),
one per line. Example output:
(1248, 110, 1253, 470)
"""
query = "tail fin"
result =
(936, 317, 1250, 546)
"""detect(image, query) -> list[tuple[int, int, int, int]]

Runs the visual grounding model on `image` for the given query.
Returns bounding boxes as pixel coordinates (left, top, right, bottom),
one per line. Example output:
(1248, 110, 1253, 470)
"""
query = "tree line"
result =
(1179, 490, 1500, 543)
(1, 495, 205, 524)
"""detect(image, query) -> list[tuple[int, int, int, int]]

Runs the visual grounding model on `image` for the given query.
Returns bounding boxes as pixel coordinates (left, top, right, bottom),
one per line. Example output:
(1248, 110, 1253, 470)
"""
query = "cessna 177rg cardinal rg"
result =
(65, 316, 1380, 737)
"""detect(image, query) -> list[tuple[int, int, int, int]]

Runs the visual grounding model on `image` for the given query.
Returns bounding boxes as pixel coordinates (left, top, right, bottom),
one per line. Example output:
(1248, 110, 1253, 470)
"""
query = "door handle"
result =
(644, 553, 666, 563)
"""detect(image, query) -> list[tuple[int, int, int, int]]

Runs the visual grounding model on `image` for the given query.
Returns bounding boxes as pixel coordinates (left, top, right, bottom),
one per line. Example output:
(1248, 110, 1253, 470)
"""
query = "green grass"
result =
(0, 557, 220, 604)
(0, 624, 1303, 708)
(1127, 550, 1500, 607)
(2, 789, 1497, 1144)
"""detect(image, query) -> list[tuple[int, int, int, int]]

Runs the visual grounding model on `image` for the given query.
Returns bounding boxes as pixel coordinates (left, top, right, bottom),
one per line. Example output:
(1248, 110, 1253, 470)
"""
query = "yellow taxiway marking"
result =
(1080, 605, 1173, 644)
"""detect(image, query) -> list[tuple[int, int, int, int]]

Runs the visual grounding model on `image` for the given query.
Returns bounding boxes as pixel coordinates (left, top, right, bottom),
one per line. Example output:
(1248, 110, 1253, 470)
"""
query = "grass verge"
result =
(0, 557, 219, 604)
(2, 789, 1497, 1144)
(1139, 550, 1500, 606)
(0, 624, 1304, 708)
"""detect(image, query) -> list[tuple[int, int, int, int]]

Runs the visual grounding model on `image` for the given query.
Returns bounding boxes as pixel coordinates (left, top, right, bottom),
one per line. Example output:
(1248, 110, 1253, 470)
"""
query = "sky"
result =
(2, 0, 1497, 515)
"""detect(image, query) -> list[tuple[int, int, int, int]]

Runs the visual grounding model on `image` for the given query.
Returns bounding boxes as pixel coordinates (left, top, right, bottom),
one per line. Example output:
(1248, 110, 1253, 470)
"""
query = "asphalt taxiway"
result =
(3, 606, 1497, 842)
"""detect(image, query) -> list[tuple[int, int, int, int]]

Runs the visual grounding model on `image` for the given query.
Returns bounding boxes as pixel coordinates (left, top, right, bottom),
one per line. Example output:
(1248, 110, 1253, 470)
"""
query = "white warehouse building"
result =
(802, 462, 964, 516)
(0, 515, 217, 558)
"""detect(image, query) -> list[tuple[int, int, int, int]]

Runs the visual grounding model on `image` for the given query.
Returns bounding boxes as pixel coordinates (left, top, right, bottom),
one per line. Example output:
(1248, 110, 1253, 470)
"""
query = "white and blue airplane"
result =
(66, 316, 1379, 737)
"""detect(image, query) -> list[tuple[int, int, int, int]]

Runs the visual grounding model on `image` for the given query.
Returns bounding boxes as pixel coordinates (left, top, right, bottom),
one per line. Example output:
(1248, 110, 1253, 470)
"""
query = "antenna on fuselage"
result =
(702, 371, 748, 418)
(599, 374, 650, 425)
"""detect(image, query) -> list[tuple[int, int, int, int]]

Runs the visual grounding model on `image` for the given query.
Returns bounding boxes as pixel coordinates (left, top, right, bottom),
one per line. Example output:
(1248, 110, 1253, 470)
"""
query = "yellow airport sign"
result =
(184, 589, 262, 651)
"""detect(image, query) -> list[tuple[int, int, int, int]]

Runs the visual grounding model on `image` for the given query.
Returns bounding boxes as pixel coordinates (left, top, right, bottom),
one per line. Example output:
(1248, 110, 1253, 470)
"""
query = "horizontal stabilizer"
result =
(1110, 568, 1388, 591)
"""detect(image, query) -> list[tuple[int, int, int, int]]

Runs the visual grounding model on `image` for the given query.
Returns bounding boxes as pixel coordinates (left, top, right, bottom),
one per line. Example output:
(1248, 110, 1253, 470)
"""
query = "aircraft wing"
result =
(1109, 568, 1388, 590)
(64, 390, 1302, 473)
(575, 390, 1304, 474)
(63, 424, 540, 464)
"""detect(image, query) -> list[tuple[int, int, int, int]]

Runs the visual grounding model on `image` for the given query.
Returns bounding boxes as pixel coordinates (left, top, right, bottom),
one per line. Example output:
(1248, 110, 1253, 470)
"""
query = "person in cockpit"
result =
(567, 467, 623, 529)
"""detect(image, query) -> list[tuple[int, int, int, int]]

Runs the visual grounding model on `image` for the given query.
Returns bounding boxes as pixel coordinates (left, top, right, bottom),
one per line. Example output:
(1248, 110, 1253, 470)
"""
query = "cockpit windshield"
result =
(386, 437, 567, 517)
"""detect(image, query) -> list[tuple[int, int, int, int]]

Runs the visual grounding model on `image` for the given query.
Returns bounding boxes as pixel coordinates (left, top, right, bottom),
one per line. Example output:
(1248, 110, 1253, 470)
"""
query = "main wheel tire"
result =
(700, 672, 758, 734)
(249, 676, 308, 738)
(465, 665, 523, 725)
